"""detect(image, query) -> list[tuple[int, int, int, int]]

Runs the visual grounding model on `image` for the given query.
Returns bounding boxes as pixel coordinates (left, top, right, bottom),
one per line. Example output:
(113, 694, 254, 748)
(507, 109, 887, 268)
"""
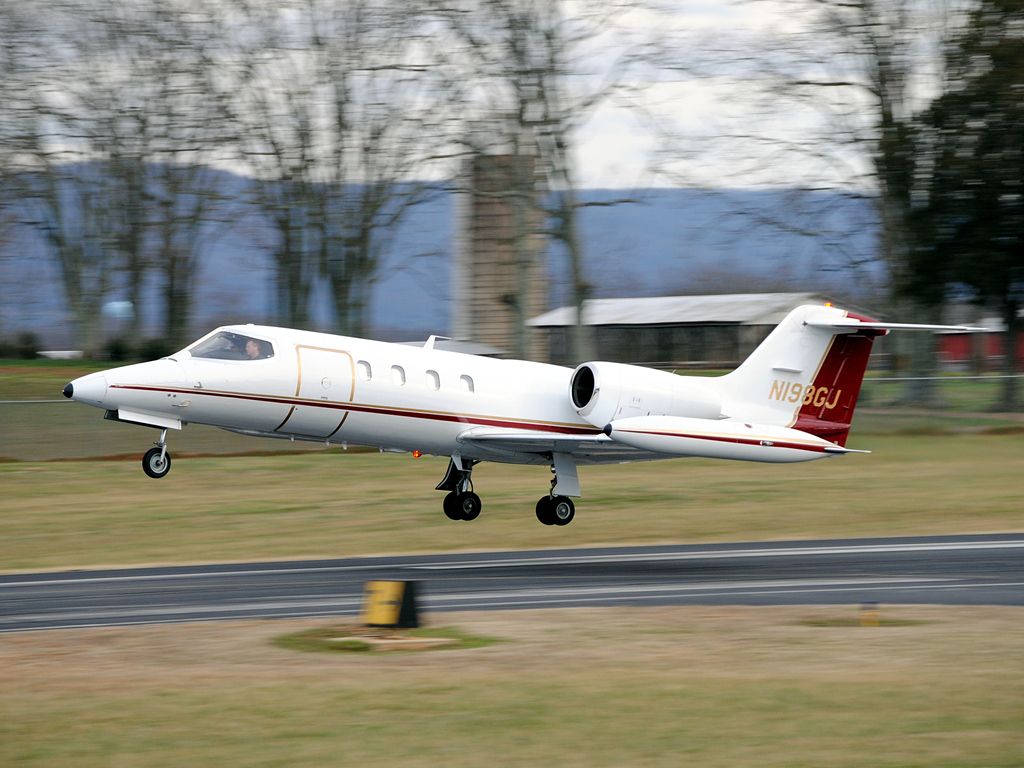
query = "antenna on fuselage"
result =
(423, 335, 452, 350)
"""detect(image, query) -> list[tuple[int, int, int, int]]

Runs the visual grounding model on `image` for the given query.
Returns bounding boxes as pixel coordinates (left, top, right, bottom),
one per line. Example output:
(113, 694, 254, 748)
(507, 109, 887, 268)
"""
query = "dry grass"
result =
(2, 606, 1022, 767)
(2, 432, 1022, 571)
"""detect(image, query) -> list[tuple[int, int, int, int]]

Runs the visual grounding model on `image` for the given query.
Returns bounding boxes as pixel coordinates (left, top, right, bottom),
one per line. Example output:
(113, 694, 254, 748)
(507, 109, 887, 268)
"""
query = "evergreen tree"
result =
(920, 0, 1024, 409)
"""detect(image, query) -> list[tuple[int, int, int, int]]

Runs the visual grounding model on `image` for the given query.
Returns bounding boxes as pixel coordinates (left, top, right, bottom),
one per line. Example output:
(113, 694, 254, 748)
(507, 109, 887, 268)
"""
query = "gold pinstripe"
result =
(274, 345, 357, 436)
(617, 427, 828, 448)
(785, 310, 846, 428)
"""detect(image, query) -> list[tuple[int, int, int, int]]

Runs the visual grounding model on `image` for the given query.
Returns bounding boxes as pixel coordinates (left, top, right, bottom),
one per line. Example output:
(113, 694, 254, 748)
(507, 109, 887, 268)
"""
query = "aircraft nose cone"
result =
(67, 372, 108, 407)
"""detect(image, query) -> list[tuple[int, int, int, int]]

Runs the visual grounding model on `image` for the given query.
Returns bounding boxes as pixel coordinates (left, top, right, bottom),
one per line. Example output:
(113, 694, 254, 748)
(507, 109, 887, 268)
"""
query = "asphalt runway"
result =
(2, 534, 1022, 632)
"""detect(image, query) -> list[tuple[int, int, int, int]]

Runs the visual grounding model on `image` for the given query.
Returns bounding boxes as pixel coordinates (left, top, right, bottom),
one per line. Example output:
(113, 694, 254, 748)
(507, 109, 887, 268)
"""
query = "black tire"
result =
(535, 496, 556, 526)
(457, 491, 482, 521)
(551, 496, 575, 526)
(142, 447, 171, 479)
(443, 492, 462, 520)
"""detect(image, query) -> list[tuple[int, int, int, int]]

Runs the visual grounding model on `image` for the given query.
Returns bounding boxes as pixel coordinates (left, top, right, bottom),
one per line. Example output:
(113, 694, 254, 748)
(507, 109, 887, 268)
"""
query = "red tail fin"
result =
(792, 318, 885, 447)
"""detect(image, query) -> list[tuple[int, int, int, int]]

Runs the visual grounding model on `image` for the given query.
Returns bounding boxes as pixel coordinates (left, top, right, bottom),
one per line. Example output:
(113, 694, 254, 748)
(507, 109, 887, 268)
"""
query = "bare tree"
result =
(0, 2, 238, 354)
(0, 4, 132, 356)
(780, 0, 966, 399)
(655, 0, 968, 396)
(434, 1, 653, 362)
(223, 0, 453, 335)
(125, 5, 238, 348)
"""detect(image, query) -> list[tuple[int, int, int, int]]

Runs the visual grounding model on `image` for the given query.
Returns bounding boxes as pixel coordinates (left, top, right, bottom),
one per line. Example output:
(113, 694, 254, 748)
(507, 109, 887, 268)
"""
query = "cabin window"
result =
(357, 360, 372, 381)
(460, 374, 475, 393)
(391, 365, 406, 386)
(189, 331, 274, 361)
(426, 370, 440, 391)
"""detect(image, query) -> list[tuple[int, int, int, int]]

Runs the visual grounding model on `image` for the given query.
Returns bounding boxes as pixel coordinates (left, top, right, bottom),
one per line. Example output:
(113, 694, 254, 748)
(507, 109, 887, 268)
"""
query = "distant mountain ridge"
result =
(0, 168, 881, 346)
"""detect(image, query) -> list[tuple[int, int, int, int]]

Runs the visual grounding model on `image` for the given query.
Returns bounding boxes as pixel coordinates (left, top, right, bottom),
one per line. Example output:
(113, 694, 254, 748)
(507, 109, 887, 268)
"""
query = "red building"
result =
(937, 329, 1024, 372)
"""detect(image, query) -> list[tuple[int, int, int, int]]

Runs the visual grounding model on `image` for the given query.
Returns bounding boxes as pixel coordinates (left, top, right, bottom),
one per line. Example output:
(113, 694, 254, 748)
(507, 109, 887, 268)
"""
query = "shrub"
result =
(137, 337, 174, 360)
(104, 337, 134, 361)
(14, 331, 39, 359)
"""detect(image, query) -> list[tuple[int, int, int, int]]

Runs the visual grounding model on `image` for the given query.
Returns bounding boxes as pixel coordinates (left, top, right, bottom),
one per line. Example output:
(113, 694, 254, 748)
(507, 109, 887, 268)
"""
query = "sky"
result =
(562, 2, 822, 188)
(565, 0, 952, 190)
(7, 0, 958, 193)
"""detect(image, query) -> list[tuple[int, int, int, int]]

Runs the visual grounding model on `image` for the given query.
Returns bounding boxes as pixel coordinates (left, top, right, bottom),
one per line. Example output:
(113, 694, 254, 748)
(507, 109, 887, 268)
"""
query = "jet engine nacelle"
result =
(569, 361, 722, 428)
(605, 415, 838, 463)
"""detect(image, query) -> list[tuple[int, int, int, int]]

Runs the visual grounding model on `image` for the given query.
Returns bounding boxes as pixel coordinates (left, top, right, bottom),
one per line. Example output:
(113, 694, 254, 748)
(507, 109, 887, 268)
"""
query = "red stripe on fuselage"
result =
(617, 428, 830, 454)
(108, 384, 601, 436)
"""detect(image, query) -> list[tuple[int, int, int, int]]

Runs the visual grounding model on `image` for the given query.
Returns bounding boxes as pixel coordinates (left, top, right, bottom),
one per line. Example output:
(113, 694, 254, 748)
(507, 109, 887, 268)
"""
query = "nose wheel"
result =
(142, 430, 172, 478)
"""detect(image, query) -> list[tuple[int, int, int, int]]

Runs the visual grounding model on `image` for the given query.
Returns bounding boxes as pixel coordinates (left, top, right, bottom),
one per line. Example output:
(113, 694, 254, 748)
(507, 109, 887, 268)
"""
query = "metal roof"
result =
(528, 292, 831, 327)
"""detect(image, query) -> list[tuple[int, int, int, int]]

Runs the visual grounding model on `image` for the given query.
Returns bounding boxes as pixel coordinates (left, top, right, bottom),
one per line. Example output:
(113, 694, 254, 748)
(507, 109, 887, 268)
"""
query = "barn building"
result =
(528, 292, 840, 368)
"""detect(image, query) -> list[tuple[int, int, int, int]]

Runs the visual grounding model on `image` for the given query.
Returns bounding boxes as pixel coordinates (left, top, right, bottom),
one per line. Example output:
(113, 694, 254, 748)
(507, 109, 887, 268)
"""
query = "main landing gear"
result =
(436, 454, 579, 526)
(535, 495, 575, 526)
(535, 459, 575, 525)
(443, 490, 482, 521)
(436, 456, 481, 521)
(142, 429, 172, 479)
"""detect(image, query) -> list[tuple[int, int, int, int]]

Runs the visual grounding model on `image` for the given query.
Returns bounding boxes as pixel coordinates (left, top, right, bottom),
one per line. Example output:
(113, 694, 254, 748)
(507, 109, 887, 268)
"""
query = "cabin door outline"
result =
(274, 345, 355, 439)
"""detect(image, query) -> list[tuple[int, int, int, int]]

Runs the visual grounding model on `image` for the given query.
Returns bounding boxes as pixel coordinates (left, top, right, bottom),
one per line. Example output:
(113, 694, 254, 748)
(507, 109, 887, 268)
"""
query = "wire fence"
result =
(859, 374, 1024, 412)
(2, 375, 1020, 462)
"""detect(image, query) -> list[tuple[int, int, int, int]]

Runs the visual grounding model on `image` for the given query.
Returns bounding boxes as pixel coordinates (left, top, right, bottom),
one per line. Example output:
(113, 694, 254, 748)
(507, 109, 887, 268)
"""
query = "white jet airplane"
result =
(63, 303, 976, 526)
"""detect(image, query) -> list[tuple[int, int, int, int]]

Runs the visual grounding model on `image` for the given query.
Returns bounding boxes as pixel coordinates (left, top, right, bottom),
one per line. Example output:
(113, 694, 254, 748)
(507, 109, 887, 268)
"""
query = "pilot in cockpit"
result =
(234, 336, 270, 360)
(190, 331, 273, 361)
(245, 338, 264, 359)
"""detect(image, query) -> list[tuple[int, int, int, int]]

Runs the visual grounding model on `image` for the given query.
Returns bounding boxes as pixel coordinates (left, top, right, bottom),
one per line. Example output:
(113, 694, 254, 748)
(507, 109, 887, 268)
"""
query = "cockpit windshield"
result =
(188, 331, 274, 361)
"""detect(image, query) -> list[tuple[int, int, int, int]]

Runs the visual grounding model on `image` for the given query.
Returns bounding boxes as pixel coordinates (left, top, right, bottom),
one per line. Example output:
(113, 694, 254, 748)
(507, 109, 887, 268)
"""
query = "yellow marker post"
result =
(362, 580, 420, 628)
(859, 602, 880, 627)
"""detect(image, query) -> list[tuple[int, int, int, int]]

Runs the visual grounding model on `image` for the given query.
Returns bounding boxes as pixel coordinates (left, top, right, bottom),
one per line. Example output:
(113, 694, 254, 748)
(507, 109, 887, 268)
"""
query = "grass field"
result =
(2, 606, 1023, 767)
(2, 359, 1021, 460)
(2, 359, 1019, 571)
(3, 361, 1022, 766)
(1, 357, 1022, 569)
(1, 432, 1022, 571)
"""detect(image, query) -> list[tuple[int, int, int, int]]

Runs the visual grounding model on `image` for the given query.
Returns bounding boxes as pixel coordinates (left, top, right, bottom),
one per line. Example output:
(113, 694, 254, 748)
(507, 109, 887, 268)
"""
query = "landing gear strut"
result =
(436, 455, 481, 521)
(535, 458, 576, 525)
(534, 453, 579, 526)
(435, 453, 580, 525)
(142, 429, 172, 479)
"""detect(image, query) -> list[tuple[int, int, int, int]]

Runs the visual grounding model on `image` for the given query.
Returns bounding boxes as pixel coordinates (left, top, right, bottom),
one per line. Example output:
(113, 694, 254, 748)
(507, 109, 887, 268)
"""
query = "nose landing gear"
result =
(142, 429, 172, 479)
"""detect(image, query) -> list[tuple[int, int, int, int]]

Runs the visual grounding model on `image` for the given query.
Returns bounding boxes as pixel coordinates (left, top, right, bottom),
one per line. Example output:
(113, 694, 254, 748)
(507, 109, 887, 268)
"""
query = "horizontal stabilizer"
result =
(804, 318, 987, 333)
(605, 415, 850, 464)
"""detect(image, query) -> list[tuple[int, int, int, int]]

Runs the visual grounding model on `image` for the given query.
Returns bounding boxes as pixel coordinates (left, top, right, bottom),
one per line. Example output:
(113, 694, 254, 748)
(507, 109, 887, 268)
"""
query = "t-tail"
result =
(584, 303, 983, 463)
(718, 304, 981, 447)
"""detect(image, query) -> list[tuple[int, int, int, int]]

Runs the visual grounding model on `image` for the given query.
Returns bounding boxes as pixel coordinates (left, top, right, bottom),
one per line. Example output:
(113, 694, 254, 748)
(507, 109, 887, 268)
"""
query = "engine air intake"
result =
(570, 365, 596, 409)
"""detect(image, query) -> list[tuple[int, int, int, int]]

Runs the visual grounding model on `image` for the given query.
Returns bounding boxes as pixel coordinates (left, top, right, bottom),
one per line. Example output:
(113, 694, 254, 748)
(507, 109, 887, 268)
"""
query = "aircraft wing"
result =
(455, 427, 664, 464)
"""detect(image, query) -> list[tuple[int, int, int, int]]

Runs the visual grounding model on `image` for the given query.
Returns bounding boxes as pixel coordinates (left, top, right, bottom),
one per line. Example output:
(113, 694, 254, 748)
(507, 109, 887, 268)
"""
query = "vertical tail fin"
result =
(720, 305, 885, 447)
(788, 330, 879, 446)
